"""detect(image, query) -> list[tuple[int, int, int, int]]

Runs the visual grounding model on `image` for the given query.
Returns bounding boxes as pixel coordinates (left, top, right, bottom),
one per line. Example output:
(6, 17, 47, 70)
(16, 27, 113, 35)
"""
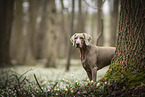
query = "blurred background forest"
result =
(0, 0, 120, 68)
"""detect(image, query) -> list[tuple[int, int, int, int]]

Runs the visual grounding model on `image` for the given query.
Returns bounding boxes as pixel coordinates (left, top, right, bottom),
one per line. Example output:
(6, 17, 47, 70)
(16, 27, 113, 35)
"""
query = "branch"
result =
(96, 18, 104, 46)
(83, 0, 106, 10)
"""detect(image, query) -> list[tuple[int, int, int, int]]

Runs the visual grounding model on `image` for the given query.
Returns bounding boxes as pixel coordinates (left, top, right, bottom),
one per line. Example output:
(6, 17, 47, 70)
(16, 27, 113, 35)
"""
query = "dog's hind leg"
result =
(92, 67, 97, 82)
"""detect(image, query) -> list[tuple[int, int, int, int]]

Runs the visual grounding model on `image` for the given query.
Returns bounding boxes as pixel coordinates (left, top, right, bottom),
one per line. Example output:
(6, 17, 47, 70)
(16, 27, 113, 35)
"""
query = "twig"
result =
(33, 74, 44, 93)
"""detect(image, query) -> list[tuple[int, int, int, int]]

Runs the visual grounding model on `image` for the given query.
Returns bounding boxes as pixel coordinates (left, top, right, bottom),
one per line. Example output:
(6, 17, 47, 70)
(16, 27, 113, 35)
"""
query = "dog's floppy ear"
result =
(83, 33, 92, 45)
(70, 33, 76, 46)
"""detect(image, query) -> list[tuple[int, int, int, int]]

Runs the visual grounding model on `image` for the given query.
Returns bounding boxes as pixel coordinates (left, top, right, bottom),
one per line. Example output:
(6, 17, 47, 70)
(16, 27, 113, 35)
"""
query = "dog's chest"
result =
(81, 55, 96, 69)
(80, 46, 97, 69)
(81, 58, 91, 71)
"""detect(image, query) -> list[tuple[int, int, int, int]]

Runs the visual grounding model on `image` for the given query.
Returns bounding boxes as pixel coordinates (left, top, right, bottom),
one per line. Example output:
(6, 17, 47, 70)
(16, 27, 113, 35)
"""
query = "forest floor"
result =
(0, 59, 109, 96)
(0, 59, 145, 96)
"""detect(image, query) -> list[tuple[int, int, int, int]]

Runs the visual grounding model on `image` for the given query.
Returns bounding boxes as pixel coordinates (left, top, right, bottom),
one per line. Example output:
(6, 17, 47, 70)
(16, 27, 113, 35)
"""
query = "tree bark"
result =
(112, 0, 145, 66)
(102, 0, 145, 88)
(0, 0, 15, 66)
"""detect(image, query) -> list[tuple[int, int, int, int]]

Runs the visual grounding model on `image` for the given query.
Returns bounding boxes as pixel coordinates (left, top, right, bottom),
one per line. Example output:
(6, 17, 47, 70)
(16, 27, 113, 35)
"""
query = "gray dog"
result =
(70, 33, 116, 82)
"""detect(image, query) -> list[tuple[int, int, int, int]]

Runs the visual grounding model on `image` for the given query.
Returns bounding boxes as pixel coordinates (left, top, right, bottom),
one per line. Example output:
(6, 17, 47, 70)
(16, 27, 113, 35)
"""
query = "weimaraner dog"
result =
(70, 33, 116, 82)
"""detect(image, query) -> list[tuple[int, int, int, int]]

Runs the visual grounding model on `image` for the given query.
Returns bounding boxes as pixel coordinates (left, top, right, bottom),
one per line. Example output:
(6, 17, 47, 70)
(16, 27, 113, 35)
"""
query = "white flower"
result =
(47, 89, 50, 92)
(87, 78, 90, 81)
(97, 82, 100, 86)
(71, 73, 73, 77)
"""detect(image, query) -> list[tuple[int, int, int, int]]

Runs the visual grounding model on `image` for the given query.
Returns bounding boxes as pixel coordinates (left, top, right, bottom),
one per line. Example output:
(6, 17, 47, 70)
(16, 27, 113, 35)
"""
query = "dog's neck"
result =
(79, 43, 90, 61)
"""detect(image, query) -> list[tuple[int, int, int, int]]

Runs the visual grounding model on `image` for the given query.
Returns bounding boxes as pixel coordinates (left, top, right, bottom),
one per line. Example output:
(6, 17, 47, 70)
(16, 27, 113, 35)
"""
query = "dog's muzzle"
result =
(76, 43, 80, 48)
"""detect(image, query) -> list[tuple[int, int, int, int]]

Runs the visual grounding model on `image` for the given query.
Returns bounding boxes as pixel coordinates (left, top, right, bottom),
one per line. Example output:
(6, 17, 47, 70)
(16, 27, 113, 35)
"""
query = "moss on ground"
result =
(100, 62, 145, 88)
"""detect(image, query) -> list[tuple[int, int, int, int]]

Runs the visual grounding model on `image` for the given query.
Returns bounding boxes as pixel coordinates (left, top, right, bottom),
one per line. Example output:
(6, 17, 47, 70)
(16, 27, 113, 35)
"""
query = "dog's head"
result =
(70, 33, 92, 48)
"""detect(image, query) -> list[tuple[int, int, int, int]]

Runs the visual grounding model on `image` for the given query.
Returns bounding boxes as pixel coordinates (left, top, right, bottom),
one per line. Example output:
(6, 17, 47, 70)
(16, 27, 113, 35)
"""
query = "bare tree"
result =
(36, 0, 49, 59)
(0, 0, 15, 67)
(77, 0, 85, 32)
(96, 17, 103, 46)
(91, 13, 96, 45)
(29, 0, 40, 58)
(46, 0, 57, 67)
(96, 0, 104, 46)
(110, 0, 120, 46)
(21, 0, 37, 65)
(10, 0, 24, 65)
(66, 0, 75, 71)
(57, 0, 66, 58)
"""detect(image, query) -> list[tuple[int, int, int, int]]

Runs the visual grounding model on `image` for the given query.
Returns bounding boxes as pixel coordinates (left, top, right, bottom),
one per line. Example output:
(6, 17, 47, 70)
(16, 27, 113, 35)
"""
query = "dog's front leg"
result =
(92, 67, 97, 82)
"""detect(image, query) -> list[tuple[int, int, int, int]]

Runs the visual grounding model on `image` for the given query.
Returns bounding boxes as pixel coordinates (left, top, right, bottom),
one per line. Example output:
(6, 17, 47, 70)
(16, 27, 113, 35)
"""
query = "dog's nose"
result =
(76, 43, 80, 47)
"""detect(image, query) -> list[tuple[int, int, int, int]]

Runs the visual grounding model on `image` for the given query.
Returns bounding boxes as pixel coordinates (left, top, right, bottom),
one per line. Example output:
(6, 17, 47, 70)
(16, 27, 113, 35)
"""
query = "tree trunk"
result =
(0, 0, 15, 67)
(110, 0, 120, 46)
(57, 0, 66, 58)
(22, 0, 37, 65)
(77, 0, 85, 32)
(36, 0, 49, 59)
(13, 0, 24, 65)
(96, 0, 104, 46)
(29, 0, 39, 58)
(46, 0, 57, 67)
(102, 0, 145, 88)
(66, 0, 75, 71)
(91, 13, 95, 45)
(113, 0, 145, 66)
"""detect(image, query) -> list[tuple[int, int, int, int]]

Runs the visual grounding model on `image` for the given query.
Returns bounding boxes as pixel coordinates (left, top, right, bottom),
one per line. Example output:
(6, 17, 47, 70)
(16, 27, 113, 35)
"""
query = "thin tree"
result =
(46, 0, 57, 67)
(77, 0, 85, 32)
(66, 0, 75, 71)
(57, 0, 65, 58)
(96, 0, 104, 46)
(110, 0, 120, 46)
